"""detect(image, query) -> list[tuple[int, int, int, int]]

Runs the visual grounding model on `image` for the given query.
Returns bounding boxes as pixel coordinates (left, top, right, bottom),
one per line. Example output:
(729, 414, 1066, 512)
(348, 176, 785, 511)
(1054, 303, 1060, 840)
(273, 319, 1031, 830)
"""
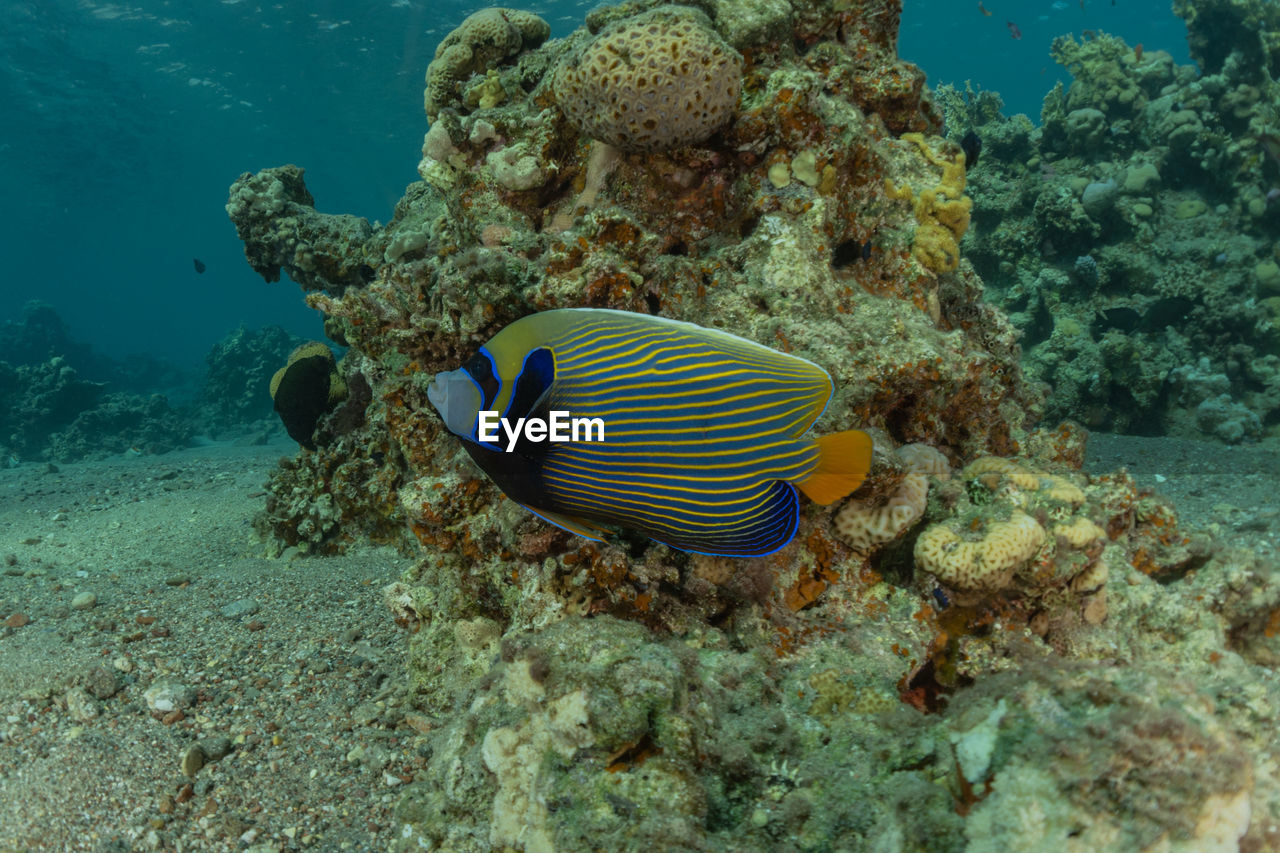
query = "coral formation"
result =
(886, 132, 973, 274)
(833, 441, 947, 552)
(915, 510, 1047, 592)
(424, 8, 550, 121)
(226, 165, 379, 295)
(226, 0, 1280, 849)
(947, 16, 1280, 440)
(552, 7, 743, 152)
(0, 305, 191, 463)
(911, 455, 1111, 608)
(199, 325, 303, 435)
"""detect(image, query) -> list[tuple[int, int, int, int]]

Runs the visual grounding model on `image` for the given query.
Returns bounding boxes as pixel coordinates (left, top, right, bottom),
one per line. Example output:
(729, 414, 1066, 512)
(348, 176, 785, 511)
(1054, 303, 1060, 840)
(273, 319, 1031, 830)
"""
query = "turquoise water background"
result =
(0, 0, 1190, 368)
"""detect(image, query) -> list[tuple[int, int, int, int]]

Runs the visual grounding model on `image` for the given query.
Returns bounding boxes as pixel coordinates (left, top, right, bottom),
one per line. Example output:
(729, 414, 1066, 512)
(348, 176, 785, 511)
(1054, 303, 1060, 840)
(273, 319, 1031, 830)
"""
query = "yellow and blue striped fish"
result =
(428, 309, 872, 557)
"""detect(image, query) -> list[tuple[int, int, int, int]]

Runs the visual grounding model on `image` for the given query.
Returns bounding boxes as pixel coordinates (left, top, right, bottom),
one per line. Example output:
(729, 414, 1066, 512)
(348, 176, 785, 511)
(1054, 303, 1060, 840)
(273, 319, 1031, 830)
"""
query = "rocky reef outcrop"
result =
(229, 1, 1280, 850)
(0, 305, 192, 463)
(950, 2, 1280, 442)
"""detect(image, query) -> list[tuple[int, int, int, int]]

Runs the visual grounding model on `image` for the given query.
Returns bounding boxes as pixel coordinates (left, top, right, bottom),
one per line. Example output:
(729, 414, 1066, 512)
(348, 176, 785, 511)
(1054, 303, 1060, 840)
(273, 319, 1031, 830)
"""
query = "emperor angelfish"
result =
(428, 309, 873, 557)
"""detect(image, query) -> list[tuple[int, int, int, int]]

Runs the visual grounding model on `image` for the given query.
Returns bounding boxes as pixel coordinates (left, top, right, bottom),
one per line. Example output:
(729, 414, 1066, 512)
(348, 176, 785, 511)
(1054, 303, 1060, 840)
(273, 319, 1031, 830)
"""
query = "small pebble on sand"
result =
(181, 745, 205, 777)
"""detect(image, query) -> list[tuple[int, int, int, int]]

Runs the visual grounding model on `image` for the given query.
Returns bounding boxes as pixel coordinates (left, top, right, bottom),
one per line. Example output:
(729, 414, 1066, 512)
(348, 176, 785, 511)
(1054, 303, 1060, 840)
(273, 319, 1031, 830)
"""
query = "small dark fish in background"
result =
(1007, 20, 1022, 39)
(193, 258, 206, 274)
(961, 130, 982, 170)
(832, 238, 873, 268)
(978, 1, 991, 15)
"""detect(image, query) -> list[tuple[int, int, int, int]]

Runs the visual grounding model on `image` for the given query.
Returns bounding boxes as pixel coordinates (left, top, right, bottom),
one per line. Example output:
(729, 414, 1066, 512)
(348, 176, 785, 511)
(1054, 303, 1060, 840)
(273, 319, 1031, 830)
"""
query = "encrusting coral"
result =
(886, 132, 973, 274)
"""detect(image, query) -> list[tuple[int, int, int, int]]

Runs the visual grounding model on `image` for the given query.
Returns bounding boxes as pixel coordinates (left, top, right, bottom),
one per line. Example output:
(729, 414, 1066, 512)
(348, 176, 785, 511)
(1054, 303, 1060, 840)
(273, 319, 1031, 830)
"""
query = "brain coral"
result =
(834, 443, 949, 552)
(424, 8, 550, 120)
(915, 510, 1047, 592)
(552, 8, 743, 153)
(912, 456, 1113, 605)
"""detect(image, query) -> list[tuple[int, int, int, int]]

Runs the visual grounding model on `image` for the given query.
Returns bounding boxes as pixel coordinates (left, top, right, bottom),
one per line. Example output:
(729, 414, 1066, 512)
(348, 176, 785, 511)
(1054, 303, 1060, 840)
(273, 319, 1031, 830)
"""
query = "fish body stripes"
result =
(428, 309, 872, 556)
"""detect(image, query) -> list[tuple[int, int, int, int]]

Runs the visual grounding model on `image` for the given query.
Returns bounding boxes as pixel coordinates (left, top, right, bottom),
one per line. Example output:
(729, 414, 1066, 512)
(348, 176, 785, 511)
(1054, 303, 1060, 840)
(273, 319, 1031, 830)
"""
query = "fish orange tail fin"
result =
(797, 430, 873, 505)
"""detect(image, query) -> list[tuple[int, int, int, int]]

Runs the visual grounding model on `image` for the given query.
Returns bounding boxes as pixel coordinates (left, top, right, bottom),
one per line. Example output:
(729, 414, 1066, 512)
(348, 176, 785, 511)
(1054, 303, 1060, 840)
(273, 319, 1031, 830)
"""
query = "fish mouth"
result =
(426, 372, 448, 412)
(429, 368, 484, 437)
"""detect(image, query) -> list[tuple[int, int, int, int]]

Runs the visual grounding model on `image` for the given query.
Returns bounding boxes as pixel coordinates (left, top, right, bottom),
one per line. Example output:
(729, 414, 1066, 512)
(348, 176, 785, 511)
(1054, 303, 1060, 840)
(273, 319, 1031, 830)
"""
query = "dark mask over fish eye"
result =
(507, 347, 555, 420)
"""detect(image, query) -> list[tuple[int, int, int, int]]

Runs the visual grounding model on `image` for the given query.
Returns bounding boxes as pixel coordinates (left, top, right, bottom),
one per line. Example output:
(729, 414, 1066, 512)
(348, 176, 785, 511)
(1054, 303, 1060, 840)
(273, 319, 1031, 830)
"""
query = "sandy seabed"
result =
(0, 441, 415, 852)
(0, 433, 1276, 851)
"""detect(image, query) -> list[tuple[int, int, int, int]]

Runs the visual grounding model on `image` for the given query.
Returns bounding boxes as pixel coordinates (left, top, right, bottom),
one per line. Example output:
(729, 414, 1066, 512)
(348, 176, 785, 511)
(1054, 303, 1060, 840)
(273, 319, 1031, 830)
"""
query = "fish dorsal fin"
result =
(519, 503, 609, 542)
(797, 430, 873, 505)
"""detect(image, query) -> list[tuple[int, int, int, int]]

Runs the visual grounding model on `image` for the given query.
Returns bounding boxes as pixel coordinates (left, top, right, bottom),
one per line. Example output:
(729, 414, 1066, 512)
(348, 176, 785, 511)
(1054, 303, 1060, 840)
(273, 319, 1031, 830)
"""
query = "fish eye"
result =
(463, 350, 500, 410)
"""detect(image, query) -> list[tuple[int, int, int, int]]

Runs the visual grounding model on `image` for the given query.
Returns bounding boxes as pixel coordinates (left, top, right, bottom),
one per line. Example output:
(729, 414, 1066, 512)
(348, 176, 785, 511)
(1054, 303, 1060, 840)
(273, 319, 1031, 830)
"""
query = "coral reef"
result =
(199, 324, 303, 436)
(0, 302, 95, 375)
(227, 0, 1280, 849)
(0, 357, 192, 463)
(0, 305, 193, 463)
(947, 16, 1280, 440)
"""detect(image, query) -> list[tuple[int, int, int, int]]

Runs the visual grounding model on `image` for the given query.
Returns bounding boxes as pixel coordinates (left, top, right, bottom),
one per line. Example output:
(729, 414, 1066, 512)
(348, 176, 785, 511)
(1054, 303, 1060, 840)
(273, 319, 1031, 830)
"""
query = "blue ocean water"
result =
(0, 0, 1188, 369)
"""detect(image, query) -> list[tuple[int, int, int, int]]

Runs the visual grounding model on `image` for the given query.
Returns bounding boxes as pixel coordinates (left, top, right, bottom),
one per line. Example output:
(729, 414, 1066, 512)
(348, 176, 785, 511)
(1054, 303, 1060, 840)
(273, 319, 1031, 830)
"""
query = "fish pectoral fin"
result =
(519, 503, 609, 542)
(796, 429, 874, 505)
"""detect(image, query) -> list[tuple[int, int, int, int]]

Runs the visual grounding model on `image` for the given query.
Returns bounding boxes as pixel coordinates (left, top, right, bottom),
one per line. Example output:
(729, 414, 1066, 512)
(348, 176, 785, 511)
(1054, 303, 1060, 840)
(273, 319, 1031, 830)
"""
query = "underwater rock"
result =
(226, 165, 377, 295)
(953, 665, 1253, 850)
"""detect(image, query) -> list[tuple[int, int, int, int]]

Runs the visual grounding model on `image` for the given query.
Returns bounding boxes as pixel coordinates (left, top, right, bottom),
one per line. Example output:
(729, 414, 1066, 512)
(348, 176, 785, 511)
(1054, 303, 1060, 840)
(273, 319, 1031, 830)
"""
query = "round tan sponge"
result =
(552, 8, 742, 153)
